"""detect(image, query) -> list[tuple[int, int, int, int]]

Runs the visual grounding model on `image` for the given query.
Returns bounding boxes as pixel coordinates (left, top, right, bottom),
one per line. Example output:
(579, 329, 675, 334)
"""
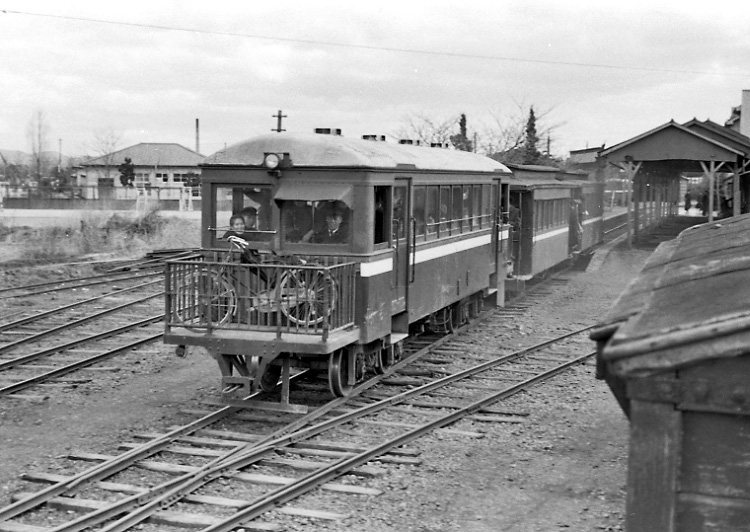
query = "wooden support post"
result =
(733, 162, 743, 216)
(700, 160, 726, 223)
(614, 159, 642, 248)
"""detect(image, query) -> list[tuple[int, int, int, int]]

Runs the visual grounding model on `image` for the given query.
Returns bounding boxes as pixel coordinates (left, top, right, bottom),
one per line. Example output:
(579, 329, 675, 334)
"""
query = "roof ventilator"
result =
(314, 128, 342, 135)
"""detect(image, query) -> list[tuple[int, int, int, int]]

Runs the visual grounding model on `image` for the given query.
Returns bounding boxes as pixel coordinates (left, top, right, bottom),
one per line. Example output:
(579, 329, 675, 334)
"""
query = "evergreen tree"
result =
(450, 114, 474, 152)
(523, 107, 542, 164)
(118, 157, 135, 188)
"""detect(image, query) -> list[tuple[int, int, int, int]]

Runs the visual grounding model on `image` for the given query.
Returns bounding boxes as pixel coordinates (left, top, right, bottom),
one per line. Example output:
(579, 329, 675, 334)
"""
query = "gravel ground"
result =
(0, 245, 651, 531)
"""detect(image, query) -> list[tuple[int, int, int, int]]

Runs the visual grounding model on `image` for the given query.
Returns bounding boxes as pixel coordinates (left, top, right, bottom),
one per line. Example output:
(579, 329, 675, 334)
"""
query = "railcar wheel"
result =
(260, 364, 282, 393)
(328, 349, 351, 397)
(328, 348, 363, 397)
(373, 345, 393, 375)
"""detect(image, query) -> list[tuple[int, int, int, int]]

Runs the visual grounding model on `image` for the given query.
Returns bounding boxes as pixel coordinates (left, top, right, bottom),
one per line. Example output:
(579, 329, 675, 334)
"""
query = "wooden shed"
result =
(591, 212, 750, 532)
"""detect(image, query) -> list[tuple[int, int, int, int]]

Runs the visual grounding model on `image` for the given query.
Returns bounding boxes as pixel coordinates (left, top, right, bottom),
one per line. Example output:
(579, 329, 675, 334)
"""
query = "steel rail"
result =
(0, 279, 162, 331)
(105, 250, 200, 273)
(17, 332, 469, 532)
(0, 372, 314, 524)
(0, 406, 241, 522)
(188, 350, 599, 532)
(0, 314, 164, 373)
(0, 271, 162, 299)
(87, 329, 593, 532)
(0, 291, 163, 355)
(0, 327, 163, 397)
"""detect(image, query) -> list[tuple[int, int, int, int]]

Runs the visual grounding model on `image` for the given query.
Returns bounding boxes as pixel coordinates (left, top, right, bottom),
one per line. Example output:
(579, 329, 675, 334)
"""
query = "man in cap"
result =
(312, 201, 349, 243)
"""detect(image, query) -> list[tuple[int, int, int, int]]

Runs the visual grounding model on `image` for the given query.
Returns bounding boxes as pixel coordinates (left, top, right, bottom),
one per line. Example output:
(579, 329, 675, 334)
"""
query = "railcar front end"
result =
(164, 131, 511, 412)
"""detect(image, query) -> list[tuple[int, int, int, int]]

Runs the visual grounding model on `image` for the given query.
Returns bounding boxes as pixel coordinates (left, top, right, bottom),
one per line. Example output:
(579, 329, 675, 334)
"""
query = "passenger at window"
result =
(222, 214, 246, 240)
(310, 201, 349, 243)
(239, 207, 258, 231)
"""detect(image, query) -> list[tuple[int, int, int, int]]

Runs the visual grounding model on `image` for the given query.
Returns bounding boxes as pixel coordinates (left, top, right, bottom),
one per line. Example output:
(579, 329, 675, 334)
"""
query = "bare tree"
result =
(84, 128, 123, 183)
(478, 101, 563, 163)
(393, 112, 458, 146)
(27, 110, 48, 179)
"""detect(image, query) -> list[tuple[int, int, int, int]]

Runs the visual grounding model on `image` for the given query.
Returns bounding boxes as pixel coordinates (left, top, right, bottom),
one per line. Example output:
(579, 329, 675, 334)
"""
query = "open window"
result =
(214, 185, 274, 245)
(280, 200, 351, 244)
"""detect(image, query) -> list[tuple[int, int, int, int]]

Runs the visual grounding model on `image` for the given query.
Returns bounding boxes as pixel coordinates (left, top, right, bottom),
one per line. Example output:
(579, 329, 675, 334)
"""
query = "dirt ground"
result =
(0, 245, 650, 531)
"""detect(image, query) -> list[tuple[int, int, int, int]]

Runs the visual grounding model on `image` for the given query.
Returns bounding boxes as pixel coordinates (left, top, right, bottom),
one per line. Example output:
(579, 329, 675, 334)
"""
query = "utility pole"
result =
(58, 138, 62, 173)
(272, 110, 287, 133)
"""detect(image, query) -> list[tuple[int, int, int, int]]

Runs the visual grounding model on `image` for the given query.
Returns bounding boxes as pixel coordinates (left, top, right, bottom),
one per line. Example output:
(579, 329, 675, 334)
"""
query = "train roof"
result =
(506, 174, 595, 189)
(591, 213, 750, 377)
(202, 133, 511, 174)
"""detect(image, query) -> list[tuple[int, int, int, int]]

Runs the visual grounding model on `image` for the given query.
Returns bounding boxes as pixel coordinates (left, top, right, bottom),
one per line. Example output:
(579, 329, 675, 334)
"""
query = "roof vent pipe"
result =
(741, 90, 750, 138)
(314, 128, 342, 135)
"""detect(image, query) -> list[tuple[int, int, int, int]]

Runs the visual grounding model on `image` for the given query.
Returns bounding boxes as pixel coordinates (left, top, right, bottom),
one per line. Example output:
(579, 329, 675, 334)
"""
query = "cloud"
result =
(1, 1, 749, 158)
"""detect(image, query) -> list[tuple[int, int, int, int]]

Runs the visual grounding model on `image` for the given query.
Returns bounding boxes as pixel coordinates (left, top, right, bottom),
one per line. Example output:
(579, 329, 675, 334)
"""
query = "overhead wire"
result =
(2, 8, 749, 78)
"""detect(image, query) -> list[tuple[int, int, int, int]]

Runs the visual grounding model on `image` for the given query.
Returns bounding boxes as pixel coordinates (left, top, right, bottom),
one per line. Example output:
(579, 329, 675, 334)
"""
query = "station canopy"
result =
(600, 120, 748, 172)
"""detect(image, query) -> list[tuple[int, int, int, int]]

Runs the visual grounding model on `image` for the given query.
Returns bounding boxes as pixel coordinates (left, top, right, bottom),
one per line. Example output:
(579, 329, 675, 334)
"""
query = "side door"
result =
(391, 179, 411, 313)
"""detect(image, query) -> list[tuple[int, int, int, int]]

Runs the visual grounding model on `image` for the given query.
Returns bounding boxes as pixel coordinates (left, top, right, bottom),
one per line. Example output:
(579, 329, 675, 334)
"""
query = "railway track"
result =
(0, 253, 200, 400)
(0, 273, 597, 531)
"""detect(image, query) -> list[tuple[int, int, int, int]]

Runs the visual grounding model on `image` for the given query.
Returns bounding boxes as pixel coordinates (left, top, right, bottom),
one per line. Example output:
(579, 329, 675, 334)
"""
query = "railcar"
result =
(164, 131, 512, 411)
(503, 164, 604, 280)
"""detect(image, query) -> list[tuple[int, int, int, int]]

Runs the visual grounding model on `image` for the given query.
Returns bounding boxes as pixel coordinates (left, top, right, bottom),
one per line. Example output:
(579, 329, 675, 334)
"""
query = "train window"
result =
(303, 200, 351, 244)
(393, 186, 407, 241)
(553, 200, 561, 227)
(452, 186, 463, 232)
(486, 184, 494, 228)
(472, 185, 481, 229)
(439, 186, 451, 236)
(374, 186, 388, 245)
(426, 186, 439, 238)
(280, 200, 314, 242)
(461, 186, 471, 231)
(413, 186, 426, 239)
(537, 202, 542, 230)
(214, 185, 274, 244)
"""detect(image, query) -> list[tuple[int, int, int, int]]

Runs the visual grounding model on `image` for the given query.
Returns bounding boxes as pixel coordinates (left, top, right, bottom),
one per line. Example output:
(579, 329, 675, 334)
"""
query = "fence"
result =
(165, 251, 357, 339)
(1, 184, 201, 211)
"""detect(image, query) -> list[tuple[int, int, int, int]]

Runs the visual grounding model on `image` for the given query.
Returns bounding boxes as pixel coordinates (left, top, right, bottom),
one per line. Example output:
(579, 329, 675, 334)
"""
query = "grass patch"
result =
(4, 209, 201, 263)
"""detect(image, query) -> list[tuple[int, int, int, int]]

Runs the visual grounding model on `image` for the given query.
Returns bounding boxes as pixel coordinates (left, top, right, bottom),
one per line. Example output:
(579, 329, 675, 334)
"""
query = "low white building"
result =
(76, 143, 205, 204)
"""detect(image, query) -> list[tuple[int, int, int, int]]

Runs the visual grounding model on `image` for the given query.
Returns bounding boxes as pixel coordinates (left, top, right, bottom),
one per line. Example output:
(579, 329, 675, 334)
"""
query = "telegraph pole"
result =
(272, 110, 287, 133)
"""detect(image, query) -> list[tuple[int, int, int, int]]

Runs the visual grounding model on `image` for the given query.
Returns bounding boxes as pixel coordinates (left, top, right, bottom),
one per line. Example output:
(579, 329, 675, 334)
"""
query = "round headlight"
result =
(264, 153, 280, 169)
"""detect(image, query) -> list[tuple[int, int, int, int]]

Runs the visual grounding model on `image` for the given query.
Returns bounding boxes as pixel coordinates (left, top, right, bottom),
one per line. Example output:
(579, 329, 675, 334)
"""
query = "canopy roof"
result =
(600, 120, 745, 164)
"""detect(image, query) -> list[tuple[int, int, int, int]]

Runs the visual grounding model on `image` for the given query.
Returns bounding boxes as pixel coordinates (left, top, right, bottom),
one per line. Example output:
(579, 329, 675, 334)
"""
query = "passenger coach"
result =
(504, 164, 603, 280)
(164, 131, 512, 411)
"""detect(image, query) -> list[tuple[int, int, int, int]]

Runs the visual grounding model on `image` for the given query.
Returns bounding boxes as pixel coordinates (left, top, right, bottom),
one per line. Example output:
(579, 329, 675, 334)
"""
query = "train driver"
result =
(310, 201, 350, 244)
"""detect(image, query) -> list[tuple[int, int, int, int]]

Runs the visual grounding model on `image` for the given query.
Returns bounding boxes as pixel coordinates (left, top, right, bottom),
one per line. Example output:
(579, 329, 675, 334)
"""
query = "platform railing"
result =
(165, 252, 356, 337)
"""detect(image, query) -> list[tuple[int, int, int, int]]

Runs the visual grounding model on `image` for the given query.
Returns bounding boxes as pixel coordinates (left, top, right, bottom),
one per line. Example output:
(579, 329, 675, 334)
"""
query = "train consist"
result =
(163, 131, 603, 411)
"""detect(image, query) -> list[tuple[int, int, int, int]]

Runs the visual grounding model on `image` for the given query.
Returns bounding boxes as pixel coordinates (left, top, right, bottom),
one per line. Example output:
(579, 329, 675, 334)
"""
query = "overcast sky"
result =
(2, 0, 750, 160)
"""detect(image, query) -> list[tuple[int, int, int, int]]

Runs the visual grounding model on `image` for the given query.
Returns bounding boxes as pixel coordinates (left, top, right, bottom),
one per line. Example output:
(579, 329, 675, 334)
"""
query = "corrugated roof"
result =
(84, 143, 205, 167)
(202, 133, 511, 174)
